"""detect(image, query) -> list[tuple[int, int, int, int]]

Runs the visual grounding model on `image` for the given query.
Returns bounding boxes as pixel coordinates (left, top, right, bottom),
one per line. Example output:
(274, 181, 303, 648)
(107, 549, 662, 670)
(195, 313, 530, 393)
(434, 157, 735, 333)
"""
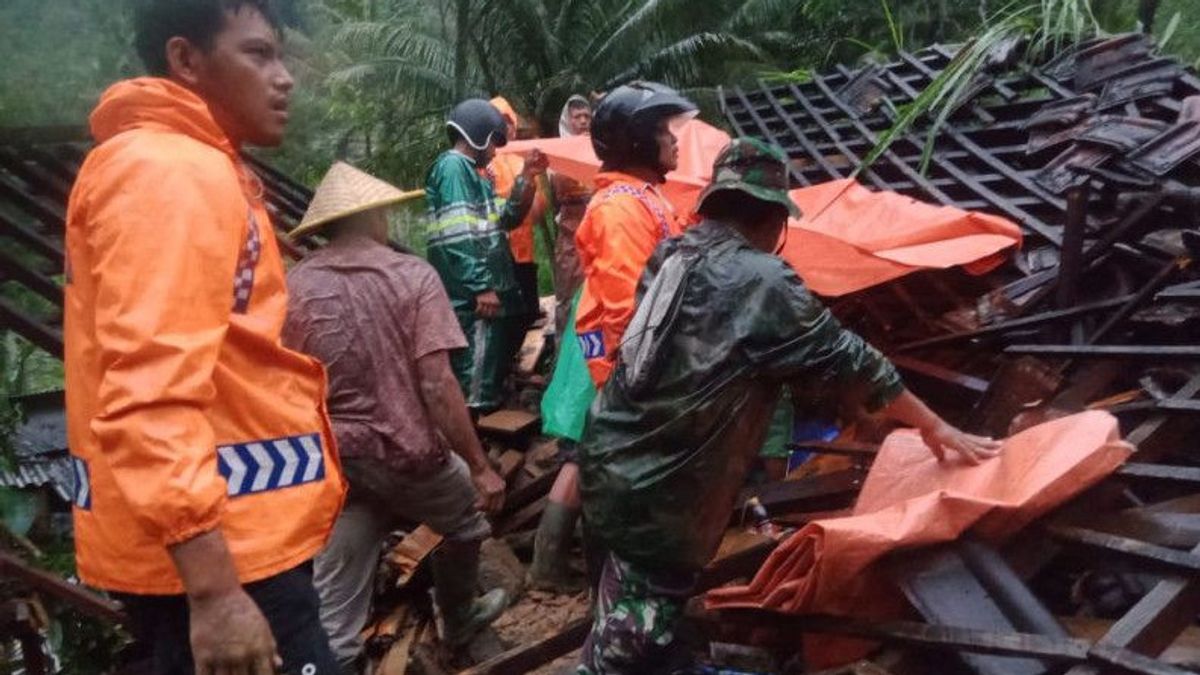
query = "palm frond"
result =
(861, 0, 1106, 175)
(601, 31, 765, 90)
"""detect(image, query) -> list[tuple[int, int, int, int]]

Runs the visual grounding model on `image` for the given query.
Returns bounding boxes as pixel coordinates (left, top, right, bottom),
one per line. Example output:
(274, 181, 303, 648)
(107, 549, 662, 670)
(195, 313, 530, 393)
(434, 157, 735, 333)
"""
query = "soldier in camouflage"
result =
(576, 138, 1000, 673)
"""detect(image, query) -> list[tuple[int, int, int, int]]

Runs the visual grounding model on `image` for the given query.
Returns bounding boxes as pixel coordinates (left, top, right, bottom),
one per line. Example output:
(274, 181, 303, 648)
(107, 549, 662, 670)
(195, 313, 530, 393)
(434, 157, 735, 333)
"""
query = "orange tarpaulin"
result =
(783, 179, 1022, 296)
(498, 119, 728, 215)
(705, 410, 1131, 666)
(501, 127, 1022, 296)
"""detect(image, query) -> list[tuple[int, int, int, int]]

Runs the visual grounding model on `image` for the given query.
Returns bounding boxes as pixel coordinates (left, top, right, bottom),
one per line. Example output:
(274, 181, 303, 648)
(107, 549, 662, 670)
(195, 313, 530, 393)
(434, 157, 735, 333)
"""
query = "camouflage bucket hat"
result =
(696, 137, 801, 219)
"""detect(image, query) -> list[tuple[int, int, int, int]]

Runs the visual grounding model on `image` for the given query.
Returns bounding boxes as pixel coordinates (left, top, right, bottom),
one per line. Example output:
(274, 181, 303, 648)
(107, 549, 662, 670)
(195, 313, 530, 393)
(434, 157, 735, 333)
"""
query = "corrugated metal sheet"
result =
(0, 454, 73, 502)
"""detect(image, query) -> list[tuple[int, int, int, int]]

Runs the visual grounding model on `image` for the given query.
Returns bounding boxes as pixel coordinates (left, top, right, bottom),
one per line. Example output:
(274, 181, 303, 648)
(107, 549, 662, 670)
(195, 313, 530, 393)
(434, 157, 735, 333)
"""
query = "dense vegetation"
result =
(2, 0, 1197, 188)
(0, 1, 1197, 669)
(0, 0, 1197, 406)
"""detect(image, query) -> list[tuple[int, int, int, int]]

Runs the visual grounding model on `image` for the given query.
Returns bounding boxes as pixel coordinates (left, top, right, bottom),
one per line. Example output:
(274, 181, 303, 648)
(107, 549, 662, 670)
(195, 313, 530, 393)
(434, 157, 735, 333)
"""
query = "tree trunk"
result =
(453, 0, 471, 100)
(1139, 0, 1160, 32)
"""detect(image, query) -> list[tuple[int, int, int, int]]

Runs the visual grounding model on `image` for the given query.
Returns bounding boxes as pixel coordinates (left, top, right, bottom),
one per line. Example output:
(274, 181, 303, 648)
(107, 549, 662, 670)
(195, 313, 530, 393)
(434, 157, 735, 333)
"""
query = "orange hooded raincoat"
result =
(487, 97, 544, 264)
(574, 172, 686, 386)
(64, 78, 345, 595)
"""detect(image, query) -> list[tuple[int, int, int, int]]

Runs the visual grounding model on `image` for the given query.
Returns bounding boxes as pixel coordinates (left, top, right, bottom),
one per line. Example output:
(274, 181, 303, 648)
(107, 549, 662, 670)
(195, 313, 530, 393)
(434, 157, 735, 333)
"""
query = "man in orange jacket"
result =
(487, 97, 547, 341)
(528, 82, 697, 589)
(64, 2, 344, 672)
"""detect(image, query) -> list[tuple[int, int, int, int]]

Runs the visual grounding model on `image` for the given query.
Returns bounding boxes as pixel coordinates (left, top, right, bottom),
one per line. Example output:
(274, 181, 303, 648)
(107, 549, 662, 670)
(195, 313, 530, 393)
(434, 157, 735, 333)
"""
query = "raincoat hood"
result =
(90, 77, 237, 157)
(490, 96, 520, 128)
(558, 94, 591, 138)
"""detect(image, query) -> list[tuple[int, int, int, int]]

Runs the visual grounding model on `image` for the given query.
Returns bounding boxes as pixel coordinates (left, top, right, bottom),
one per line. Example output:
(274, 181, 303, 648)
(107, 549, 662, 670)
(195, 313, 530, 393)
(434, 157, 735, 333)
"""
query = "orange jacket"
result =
(64, 78, 345, 594)
(489, 153, 545, 263)
(574, 172, 685, 386)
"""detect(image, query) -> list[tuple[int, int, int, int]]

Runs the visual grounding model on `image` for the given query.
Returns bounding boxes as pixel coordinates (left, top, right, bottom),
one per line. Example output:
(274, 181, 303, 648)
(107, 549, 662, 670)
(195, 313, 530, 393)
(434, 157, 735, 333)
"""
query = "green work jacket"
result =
(424, 150, 527, 316)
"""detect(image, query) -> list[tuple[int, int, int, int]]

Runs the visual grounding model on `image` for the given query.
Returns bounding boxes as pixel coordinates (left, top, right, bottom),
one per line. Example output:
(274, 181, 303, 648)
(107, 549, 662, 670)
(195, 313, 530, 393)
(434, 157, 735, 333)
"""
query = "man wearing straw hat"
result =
(283, 162, 510, 669)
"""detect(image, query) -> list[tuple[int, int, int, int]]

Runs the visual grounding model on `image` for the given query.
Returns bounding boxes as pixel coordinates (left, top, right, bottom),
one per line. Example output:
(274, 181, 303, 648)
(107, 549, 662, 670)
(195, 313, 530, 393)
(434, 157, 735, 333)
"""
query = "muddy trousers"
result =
(313, 455, 492, 671)
(576, 553, 699, 675)
(451, 310, 521, 414)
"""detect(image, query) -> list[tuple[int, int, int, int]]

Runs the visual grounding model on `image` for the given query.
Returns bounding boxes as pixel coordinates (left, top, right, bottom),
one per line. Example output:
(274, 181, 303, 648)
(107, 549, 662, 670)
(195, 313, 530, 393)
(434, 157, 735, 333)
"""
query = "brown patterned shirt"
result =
(283, 236, 467, 475)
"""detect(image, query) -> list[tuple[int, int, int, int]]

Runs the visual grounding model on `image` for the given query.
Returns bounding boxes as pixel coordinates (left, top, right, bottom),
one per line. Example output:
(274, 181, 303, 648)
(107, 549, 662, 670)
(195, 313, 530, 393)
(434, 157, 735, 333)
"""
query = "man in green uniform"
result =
(576, 138, 1001, 674)
(425, 98, 546, 413)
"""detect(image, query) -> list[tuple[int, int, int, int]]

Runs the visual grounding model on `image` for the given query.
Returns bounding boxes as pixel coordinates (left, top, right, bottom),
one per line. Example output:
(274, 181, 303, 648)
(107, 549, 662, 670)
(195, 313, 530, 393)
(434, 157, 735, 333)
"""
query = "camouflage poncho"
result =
(579, 219, 903, 573)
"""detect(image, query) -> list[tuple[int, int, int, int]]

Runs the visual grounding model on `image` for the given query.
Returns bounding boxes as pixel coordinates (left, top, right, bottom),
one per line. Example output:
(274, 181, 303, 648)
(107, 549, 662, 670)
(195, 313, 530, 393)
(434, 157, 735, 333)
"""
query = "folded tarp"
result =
(501, 130, 1022, 297)
(705, 410, 1131, 666)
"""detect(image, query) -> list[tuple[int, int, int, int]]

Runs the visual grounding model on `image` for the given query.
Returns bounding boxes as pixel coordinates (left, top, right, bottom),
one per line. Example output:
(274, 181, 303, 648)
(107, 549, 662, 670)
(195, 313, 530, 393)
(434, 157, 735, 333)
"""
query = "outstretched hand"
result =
(921, 421, 1002, 465)
(522, 149, 549, 178)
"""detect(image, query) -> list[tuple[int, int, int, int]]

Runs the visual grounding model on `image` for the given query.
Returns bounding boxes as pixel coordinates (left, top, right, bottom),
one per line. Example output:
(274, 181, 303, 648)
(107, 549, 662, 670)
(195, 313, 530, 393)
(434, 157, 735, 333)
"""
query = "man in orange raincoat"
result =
(528, 82, 698, 590)
(487, 97, 546, 342)
(63, 2, 344, 672)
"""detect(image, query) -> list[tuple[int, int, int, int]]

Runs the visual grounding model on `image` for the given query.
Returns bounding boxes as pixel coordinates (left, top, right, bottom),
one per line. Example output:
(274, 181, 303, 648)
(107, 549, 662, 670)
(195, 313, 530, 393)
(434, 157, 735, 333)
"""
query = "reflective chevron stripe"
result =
(578, 330, 606, 359)
(71, 456, 91, 510)
(217, 433, 325, 498)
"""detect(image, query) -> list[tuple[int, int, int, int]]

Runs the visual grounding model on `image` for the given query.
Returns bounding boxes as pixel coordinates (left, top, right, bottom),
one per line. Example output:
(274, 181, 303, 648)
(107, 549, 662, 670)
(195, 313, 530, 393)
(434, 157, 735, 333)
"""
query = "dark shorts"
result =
(115, 561, 339, 675)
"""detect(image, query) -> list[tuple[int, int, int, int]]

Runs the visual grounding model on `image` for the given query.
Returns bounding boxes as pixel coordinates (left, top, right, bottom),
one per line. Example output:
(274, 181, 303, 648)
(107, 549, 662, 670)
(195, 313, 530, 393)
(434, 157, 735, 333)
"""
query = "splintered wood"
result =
(384, 525, 443, 588)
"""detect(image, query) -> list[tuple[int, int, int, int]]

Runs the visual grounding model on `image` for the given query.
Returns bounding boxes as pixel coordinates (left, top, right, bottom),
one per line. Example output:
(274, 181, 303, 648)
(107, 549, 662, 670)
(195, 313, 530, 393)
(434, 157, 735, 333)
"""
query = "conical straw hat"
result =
(288, 161, 424, 239)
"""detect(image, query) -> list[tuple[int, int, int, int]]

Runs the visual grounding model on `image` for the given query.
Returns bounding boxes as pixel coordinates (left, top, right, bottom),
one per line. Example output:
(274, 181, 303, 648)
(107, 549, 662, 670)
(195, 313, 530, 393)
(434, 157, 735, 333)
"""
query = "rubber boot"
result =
(527, 501, 582, 592)
(431, 540, 509, 647)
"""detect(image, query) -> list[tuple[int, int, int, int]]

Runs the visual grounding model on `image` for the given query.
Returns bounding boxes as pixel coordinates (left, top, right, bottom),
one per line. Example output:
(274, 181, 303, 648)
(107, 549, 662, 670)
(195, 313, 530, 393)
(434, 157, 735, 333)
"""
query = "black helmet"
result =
(591, 82, 697, 173)
(446, 99, 508, 150)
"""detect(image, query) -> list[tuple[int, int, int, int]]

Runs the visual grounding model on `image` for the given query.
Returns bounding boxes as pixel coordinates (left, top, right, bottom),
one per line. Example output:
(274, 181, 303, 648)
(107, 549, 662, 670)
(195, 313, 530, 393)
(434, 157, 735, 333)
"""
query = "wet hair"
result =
(698, 189, 788, 228)
(134, 0, 282, 76)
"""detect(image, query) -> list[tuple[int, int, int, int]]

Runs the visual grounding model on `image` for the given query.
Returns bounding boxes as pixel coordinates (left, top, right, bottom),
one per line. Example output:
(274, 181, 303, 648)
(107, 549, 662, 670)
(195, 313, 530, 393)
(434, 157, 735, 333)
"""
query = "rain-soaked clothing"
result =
(579, 219, 903, 575)
(577, 552, 698, 675)
(574, 172, 684, 387)
(489, 153, 544, 335)
(552, 95, 594, 334)
(424, 149, 530, 411)
(63, 77, 345, 594)
(576, 219, 901, 671)
(550, 172, 592, 336)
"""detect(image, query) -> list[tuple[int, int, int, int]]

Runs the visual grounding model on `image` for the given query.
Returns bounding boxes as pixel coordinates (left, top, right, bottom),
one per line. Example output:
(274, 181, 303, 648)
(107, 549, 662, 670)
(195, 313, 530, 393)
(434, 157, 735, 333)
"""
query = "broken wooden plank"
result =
(1061, 616, 1200, 667)
(1115, 462, 1200, 485)
(704, 610, 1092, 662)
(496, 449, 525, 484)
(1092, 510, 1200, 549)
(385, 525, 444, 587)
(477, 410, 541, 439)
(892, 545, 1052, 675)
(1004, 345, 1200, 360)
(459, 617, 590, 675)
(734, 469, 865, 518)
(1048, 526, 1200, 573)
(0, 551, 124, 624)
(698, 530, 778, 590)
(516, 328, 547, 376)
(707, 610, 1195, 675)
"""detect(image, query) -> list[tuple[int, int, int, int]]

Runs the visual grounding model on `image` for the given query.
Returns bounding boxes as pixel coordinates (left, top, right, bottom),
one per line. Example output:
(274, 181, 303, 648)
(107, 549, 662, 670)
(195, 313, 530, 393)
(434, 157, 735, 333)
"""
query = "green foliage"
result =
(0, 0, 135, 127)
(860, 0, 1194, 175)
